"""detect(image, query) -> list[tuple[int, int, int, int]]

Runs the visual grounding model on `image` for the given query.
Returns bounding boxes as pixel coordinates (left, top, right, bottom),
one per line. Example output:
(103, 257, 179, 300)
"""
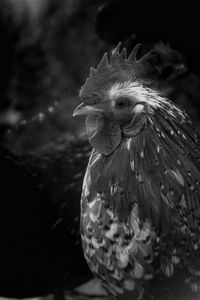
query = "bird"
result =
(73, 43, 200, 300)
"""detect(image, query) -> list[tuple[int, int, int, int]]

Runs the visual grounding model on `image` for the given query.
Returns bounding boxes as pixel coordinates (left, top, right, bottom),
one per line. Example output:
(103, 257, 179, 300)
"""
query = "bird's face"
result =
(74, 77, 152, 124)
(73, 43, 159, 155)
(74, 83, 145, 124)
(73, 80, 154, 155)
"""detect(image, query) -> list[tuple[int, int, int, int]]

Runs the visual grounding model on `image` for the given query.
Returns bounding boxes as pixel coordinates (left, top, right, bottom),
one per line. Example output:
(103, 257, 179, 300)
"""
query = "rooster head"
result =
(73, 43, 161, 155)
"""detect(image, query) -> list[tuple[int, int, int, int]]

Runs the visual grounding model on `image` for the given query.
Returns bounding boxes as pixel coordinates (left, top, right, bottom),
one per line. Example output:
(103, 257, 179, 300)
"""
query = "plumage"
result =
(74, 44, 200, 299)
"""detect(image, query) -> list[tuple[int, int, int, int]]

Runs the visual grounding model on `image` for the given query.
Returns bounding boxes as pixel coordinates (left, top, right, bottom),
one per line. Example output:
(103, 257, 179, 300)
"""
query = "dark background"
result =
(0, 0, 200, 299)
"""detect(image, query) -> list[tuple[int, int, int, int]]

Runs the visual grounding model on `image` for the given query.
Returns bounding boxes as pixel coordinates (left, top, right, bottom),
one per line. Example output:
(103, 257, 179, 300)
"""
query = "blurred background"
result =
(0, 0, 200, 299)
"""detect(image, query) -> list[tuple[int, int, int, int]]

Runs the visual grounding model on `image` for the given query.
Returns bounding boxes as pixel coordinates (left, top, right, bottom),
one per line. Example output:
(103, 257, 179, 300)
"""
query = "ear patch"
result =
(132, 104, 145, 114)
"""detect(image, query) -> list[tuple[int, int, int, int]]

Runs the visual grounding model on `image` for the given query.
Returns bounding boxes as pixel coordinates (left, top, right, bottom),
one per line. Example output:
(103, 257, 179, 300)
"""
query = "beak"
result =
(73, 102, 104, 117)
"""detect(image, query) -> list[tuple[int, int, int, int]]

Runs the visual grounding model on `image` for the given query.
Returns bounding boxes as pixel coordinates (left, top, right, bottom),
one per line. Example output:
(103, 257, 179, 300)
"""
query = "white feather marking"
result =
(126, 138, 132, 150)
(124, 279, 135, 291)
(164, 262, 174, 277)
(130, 205, 140, 234)
(82, 170, 91, 198)
(136, 173, 142, 182)
(132, 104, 145, 114)
(88, 198, 97, 208)
(133, 261, 144, 278)
(168, 169, 184, 186)
(140, 151, 144, 158)
(106, 209, 115, 219)
(172, 256, 180, 264)
(180, 194, 187, 208)
(106, 258, 114, 271)
(89, 212, 98, 222)
(161, 132, 165, 138)
(190, 185, 195, 191)
(91, 237, 101, 249)
(105, 223, 118, 239)
(85, 246, 96, 257)
(110, 184, 118, 196)
(130, 160, 135, 171)
(117, 250, 129, 268)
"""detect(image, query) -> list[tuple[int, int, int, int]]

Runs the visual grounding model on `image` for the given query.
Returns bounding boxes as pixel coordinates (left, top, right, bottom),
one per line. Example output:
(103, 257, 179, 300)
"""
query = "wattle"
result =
(86, 114, 122, 155)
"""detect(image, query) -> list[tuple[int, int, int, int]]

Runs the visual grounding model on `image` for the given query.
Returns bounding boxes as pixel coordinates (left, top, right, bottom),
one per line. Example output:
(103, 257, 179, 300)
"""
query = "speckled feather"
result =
(78, 44, 200, 299)
(81, 108, 200, 296)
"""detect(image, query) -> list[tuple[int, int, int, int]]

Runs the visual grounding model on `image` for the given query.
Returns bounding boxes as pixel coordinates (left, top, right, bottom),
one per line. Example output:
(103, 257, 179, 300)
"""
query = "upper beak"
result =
(73, 102, 104, 117)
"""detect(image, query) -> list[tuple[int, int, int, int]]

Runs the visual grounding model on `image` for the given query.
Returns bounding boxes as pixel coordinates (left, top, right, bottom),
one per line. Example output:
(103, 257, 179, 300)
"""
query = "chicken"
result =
(73, 43, 200, 300)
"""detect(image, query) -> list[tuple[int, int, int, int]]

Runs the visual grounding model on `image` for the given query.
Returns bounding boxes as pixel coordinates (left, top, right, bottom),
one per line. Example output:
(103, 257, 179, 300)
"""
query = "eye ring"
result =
(114, 97, 131, 109)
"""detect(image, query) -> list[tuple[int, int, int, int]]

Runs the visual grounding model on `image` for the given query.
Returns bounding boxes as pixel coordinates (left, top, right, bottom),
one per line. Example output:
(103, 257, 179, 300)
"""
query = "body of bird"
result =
(73, 43, 200, 299)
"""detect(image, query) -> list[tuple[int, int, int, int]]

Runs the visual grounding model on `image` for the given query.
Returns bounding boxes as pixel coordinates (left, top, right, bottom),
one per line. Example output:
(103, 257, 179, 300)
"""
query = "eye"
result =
(114, 97, 131, 109)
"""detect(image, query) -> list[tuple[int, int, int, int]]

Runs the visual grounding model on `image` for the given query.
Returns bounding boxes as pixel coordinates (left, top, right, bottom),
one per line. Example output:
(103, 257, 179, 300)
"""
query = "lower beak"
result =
(73, 103, 104, 117)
